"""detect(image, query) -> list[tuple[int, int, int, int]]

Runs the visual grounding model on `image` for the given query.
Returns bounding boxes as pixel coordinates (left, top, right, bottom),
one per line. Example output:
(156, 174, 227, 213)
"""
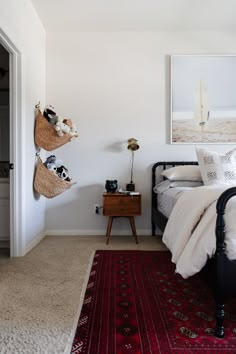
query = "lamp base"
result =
(126, 182, 135, 192)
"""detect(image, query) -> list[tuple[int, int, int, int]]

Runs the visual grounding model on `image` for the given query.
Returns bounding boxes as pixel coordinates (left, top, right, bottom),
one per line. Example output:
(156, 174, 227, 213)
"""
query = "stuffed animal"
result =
(56, 165, 71, 181)
(69, 123, 78, 137)
(43, 105, 78, 138)
(63, 119, 72, 128)
(55, 117, 70, 137)
(63, 119, 78, 137)
(44, 155, 72, 181)
(44, 155, 62, 174)
(44, 155, 56, 168)
(43, 105, 58, 126)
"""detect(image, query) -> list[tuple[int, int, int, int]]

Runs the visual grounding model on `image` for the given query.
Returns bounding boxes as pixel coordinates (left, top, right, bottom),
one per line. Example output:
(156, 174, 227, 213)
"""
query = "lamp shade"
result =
(127, 138, 139, 151)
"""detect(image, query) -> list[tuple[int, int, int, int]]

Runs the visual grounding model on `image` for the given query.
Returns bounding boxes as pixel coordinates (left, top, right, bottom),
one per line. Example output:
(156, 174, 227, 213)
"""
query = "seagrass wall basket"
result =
(34, 157, 76, 198)
(34, 110, 73, 151)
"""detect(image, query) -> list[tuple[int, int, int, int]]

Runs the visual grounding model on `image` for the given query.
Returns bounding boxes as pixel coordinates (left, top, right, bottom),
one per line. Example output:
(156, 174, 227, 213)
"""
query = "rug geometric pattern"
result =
(71, 250, 236, 353)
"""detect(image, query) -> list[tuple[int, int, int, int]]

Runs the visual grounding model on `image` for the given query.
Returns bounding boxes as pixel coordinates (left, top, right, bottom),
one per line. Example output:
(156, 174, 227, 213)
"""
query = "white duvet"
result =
(162, 185, 236, 279)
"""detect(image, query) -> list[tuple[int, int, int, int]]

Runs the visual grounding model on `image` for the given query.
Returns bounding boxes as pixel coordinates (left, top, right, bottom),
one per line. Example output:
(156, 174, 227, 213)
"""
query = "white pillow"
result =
(153, 180, 203, 194)
(161, 165, 202, 182)
(196, 147, 236, 186)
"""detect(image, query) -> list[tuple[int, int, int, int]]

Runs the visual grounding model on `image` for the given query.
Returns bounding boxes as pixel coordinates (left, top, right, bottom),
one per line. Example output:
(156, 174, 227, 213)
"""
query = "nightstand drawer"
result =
(104, 196, 137, 205)
(103, 194, 141, 216)
(103, 204, 140, 215)
(103, 192, 142, 244)
(104, 194, 130, 205)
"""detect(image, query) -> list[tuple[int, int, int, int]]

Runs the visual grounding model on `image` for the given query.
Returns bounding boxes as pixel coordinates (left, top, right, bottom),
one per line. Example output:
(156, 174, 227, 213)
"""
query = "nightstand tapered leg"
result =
(106, 216, 113, 244)
(129, 216, 138, 244)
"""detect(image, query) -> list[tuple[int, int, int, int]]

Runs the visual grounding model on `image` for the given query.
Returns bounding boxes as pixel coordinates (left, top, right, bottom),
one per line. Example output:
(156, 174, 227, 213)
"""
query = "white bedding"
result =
(158, 187, 192, 218)
(162, 185, 236, 279)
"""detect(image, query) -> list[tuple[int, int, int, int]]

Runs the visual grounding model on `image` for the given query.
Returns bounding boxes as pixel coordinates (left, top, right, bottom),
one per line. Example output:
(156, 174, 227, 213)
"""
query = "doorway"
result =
(0, 43, 10, 258)
(0, 28, 23, 258)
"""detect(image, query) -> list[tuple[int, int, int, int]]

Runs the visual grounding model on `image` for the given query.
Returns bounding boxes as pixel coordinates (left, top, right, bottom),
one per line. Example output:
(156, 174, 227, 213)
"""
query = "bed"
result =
(151, 160, 236, 339)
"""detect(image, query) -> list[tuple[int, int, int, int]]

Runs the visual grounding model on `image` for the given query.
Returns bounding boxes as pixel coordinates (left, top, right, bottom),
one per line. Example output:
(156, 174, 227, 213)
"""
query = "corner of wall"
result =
(25, 230, 46, 255)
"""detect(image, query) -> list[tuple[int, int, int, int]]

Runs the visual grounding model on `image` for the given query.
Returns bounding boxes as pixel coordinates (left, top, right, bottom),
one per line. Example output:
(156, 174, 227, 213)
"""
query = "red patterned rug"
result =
(71, 250, 236, 353)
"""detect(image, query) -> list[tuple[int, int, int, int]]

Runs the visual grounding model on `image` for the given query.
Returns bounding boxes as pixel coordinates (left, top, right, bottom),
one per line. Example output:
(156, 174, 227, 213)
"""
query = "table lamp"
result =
(126, 138, 139, 191)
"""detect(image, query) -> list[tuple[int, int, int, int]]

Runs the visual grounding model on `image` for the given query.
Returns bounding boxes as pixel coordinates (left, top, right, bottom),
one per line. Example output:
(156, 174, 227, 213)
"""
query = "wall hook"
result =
(35, 101, 40, 109)
(35, 148, 41, 157)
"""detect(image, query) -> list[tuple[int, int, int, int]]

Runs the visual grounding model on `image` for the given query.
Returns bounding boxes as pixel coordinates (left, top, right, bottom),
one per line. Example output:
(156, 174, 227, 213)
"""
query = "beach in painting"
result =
(172, 118, 236, 143)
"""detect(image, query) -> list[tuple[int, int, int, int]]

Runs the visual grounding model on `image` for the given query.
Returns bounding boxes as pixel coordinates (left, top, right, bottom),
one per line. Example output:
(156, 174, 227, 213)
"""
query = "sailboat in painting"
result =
(194, 80, 209, 132)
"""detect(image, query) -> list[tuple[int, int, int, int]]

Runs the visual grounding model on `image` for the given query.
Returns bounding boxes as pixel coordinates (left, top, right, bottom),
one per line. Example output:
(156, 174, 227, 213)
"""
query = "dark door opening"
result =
(0, 42, 10, 259)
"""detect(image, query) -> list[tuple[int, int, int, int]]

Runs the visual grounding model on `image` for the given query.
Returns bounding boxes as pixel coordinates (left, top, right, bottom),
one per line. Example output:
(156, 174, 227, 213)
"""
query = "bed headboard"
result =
(152, 161, 198, 197)
(151, 161, 198, 234)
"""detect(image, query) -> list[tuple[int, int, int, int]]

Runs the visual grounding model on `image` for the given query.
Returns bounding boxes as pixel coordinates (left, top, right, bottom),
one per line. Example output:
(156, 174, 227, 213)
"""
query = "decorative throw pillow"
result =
(161, 165, 202, 182)
(196, 147, 236, 186)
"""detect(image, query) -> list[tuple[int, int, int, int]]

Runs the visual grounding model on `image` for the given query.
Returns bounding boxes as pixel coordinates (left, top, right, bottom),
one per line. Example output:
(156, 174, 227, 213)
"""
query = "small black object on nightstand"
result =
(105, 180, 118, 193)
(126, 182, 135, 192)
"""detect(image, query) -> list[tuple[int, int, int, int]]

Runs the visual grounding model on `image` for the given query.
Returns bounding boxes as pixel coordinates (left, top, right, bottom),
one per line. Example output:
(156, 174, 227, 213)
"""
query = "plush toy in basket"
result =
(43, 105, 78, 138)
(44, 155, 72, 182)
(34, 156, 76, 198)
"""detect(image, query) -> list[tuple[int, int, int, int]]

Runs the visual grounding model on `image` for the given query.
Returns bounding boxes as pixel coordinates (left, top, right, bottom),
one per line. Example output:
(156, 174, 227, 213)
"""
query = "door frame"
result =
(0, 28, 24, 257)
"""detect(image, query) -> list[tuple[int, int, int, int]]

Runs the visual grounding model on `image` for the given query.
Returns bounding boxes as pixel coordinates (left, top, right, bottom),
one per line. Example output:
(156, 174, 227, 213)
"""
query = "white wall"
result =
(0, 0, 46, 252)
(46, 30, 236, 235)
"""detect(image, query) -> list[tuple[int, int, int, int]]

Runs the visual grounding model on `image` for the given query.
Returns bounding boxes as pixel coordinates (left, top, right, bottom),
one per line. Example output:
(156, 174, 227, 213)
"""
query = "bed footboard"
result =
(152, 161, 236, 338)
(215, 186, 236, 338)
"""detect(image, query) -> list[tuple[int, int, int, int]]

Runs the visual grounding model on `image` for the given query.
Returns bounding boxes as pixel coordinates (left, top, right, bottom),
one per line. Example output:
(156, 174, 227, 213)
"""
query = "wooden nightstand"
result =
(103, 192, 141, 244)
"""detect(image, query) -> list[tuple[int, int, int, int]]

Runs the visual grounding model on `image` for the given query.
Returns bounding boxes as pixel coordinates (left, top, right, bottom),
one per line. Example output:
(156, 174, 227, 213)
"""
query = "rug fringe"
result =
(64, 250, 96, 354)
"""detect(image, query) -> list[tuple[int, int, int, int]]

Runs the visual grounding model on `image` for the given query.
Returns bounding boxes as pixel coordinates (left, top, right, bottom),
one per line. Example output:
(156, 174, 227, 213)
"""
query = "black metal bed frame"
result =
(151, 161, 198, 235)
(151, 161, 236, 338)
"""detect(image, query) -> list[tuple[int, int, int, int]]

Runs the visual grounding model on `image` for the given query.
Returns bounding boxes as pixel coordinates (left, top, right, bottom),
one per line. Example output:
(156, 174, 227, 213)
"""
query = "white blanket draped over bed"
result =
(162, 185, 236, 279)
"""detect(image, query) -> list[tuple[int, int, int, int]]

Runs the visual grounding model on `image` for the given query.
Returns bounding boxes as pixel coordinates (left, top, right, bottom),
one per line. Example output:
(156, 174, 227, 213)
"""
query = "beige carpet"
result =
(0, 235, 166, 354)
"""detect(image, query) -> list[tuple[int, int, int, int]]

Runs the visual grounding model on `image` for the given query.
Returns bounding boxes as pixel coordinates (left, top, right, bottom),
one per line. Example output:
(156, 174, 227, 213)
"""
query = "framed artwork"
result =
(170, 55, 236, 144)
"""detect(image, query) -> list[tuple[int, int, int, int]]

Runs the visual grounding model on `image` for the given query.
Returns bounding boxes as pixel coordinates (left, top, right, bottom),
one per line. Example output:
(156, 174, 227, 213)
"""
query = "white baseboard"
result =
(45, 229, 152, 236)
(25, 231, 47, 254)
(24, 229, 152, 253)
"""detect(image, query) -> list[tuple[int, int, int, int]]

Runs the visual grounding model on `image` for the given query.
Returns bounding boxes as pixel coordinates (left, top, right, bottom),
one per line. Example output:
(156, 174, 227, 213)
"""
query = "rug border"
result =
(64, 250, 96, 354)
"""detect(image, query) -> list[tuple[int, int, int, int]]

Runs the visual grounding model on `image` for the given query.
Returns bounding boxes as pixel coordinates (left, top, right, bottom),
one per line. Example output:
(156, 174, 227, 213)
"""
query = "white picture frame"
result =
(170, 55, 236, 144)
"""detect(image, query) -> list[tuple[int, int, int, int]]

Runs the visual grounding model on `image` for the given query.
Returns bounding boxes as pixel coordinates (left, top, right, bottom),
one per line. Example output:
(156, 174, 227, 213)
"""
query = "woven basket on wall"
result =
(35, 110, 73, 151)
(34, 157, 76, 198)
